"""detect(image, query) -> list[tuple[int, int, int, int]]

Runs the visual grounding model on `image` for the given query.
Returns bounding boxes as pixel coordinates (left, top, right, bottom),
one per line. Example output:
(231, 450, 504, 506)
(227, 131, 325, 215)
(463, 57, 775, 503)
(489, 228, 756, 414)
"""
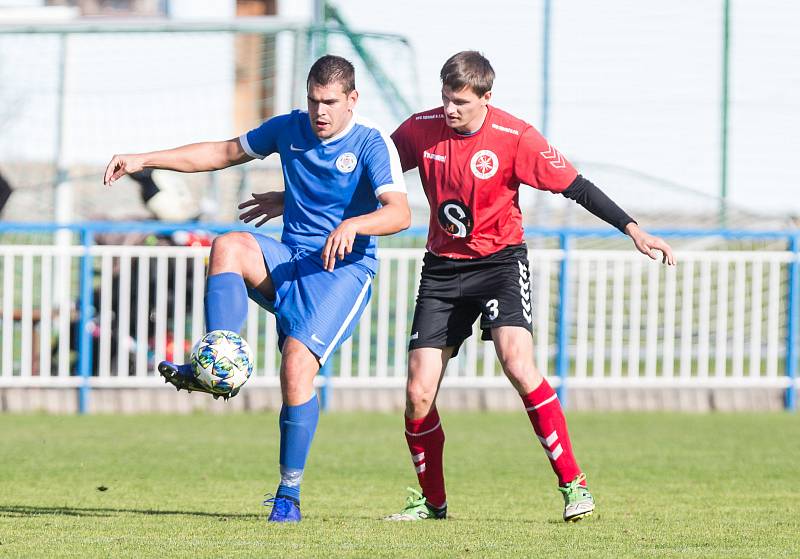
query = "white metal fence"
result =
(1, 244, 798, 394)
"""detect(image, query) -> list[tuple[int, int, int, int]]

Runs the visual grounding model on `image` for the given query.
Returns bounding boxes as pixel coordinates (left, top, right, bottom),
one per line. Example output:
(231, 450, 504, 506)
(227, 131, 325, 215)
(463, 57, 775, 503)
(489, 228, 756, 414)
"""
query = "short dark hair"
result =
(307, 54, 356, 94)
(440, 51, 495, 96)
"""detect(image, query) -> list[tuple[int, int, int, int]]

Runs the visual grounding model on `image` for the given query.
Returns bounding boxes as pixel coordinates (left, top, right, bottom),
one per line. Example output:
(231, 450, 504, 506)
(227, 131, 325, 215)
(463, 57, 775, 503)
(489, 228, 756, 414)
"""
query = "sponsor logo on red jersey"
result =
(424, 150, 446, 163)
(437, 199, 473, 238)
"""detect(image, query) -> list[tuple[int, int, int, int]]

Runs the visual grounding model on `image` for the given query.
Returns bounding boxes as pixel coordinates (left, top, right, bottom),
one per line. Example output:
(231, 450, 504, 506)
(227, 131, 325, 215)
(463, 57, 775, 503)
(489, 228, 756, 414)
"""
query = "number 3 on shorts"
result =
(485, 299, 499, 320)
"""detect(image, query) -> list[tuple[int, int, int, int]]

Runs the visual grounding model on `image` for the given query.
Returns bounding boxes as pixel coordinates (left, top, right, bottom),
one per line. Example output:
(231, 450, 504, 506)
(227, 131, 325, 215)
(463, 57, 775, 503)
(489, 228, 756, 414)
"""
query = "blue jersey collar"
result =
(320, 112, 357, 145)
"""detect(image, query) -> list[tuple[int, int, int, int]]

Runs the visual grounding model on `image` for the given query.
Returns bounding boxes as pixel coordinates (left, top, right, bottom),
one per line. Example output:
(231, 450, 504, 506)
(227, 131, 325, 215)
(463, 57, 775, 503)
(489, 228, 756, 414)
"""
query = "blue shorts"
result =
(247, 233, 374, 365)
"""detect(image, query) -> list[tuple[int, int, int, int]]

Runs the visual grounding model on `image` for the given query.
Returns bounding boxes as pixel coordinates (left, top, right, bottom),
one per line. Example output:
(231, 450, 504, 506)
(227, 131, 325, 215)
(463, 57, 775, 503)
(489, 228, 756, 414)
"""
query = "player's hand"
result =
(238, 191, 285, 227)
(104, 154, 145, 186)
(625, 222, 676, 265)
(322, 219, 359, 272)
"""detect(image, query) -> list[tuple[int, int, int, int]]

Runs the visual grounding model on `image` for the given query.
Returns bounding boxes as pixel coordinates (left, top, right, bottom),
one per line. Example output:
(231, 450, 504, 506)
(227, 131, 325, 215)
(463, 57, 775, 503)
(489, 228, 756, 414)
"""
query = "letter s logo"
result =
(437, 199, 474, 238)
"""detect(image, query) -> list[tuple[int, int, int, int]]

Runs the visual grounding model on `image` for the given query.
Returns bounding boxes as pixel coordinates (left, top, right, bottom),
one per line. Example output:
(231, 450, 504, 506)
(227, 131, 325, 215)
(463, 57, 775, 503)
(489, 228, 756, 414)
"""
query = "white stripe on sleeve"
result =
(355, 115, 407, 194)
(238, 133, 265, 160)
(374, 183, 408, 197)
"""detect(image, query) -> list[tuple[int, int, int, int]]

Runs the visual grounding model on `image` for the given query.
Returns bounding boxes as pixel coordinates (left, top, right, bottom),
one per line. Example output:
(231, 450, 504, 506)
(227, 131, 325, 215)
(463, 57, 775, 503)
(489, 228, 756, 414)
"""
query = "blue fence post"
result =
(555, 233, 572, 404)
(786, 234, 800, 411)
(319, 361, 332, 412)
(77, 227, 95, 414)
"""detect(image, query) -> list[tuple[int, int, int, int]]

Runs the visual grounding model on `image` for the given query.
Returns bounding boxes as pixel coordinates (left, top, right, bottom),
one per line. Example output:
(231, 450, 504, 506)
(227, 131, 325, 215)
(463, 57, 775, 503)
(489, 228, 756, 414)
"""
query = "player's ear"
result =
(347, 89, 358, 111)
(482, 90, 492, 105)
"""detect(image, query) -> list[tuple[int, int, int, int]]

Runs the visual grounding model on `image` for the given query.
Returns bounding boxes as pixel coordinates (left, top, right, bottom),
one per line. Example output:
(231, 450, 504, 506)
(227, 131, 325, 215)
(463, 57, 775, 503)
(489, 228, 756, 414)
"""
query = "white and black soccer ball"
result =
(190, 330, 254, 395)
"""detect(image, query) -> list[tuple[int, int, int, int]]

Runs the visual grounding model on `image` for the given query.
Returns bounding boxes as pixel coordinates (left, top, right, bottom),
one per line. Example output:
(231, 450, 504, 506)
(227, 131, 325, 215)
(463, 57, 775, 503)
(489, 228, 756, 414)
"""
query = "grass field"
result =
(1, 411, 798, 558)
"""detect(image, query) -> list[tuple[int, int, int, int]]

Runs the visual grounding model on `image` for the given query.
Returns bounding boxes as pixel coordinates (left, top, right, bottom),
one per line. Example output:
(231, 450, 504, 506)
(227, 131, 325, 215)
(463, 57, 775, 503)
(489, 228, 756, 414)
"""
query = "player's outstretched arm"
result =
(104, 138, 252, 186)
(625, 222, 676, 265)
(321, 191, 411, 272)
(558, 176, 675, 265)
(238, 191, 285, 227)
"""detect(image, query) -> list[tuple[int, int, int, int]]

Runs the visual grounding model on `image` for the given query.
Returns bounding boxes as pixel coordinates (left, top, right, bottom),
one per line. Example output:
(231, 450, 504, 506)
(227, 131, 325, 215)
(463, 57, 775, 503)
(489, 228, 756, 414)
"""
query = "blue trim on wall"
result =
(318, 361, 332, 412)
(786, 234, 800, 411)
(0, 221, 797, 240)
(77, 229, 94, 414)
(555, 233, 571, 404)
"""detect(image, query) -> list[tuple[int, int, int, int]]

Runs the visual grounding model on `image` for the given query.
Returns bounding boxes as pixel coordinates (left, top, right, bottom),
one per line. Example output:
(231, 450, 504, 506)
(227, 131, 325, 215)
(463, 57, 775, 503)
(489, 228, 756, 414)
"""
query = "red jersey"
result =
(391, 105, 578, 259)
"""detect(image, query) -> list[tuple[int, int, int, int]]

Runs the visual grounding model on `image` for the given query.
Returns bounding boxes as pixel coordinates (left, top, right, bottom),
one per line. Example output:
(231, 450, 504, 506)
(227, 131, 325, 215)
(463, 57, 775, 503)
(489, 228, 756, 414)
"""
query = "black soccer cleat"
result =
(159, 361, 214, 396)
(158, 361, 240, 401)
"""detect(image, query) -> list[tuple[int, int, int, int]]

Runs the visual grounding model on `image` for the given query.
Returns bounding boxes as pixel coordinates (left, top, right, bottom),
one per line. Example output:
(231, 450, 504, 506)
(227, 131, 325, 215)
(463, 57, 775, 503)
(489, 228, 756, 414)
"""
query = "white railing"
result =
(0, 244, 798, 395)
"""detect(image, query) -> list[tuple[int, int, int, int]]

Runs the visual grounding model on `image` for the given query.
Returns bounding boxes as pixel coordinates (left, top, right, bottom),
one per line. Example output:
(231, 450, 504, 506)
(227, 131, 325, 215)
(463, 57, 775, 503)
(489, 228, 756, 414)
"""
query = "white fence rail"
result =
(0, 245, 798, 394)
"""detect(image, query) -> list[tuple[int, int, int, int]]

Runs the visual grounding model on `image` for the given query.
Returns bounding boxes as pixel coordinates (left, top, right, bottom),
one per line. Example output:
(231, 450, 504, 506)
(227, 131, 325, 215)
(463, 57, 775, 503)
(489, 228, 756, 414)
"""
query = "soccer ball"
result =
(190, 330, 254, 395)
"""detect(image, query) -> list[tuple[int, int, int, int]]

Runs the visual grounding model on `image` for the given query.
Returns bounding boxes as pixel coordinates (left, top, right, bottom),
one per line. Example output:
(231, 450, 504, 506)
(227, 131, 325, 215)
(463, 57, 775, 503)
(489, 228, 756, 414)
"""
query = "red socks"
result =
(404, 382, 580, 506)
(521, 379, 583, 486)
(404, 407, 447, 508)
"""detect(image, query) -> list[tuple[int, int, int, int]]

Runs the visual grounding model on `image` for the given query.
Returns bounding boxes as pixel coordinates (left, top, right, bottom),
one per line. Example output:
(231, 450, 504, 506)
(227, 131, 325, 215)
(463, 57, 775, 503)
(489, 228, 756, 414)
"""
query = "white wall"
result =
(326, 0, 800, 215)
(0, 1, 236, 166)
(1, 0, 797, 214)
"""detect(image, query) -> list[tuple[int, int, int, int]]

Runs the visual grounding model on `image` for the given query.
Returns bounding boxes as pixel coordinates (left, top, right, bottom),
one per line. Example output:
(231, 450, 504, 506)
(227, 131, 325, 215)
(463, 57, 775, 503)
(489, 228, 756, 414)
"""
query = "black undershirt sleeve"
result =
(560, 175, 636, 233)
(128, 169, 161, 203)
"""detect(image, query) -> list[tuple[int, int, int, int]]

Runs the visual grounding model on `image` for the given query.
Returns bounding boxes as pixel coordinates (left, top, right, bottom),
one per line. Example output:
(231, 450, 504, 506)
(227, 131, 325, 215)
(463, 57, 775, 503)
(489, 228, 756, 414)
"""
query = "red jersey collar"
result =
(447, 105, 492, 140)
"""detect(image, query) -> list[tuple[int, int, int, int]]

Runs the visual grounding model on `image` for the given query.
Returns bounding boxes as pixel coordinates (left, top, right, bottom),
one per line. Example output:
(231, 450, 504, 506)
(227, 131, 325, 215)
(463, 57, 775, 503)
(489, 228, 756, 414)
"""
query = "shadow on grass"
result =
(0, 505, 261, 520)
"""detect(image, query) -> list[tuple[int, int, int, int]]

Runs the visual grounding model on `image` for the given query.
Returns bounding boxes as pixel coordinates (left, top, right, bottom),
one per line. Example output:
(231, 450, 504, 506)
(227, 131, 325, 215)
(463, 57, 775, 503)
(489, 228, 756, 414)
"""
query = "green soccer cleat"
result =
(559, 473, 595, 522)
(383, 487, 447, 521)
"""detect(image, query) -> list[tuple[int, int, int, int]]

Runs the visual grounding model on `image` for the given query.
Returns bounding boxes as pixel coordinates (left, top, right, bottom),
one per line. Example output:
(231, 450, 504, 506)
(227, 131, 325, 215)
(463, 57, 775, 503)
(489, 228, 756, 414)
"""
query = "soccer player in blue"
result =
(103, 55, 411, 522)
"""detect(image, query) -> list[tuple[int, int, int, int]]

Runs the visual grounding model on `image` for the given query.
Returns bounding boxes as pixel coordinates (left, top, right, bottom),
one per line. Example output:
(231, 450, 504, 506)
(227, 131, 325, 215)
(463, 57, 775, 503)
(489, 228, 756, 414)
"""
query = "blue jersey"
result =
(239, 110, 406, 271)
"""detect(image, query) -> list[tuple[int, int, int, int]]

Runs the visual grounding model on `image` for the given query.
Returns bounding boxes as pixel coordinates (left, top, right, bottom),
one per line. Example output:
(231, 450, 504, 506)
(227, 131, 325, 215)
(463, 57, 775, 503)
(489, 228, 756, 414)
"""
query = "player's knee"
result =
(499, 355, 531, 382)
(212, 231, 255, 258)
(406, 379, 435, 411)
(499, 354, 542, 394)
(210, 232, 259, 275)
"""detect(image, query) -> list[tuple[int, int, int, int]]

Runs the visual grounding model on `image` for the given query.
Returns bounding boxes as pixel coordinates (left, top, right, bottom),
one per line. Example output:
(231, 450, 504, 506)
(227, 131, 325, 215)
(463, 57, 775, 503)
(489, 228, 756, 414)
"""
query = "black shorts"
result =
(409, 244, 533, 356)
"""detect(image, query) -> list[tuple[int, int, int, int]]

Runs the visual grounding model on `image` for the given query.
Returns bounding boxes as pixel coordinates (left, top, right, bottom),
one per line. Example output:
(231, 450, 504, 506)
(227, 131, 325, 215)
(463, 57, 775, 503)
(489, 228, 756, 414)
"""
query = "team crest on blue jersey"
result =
(336, 152, 358, 173)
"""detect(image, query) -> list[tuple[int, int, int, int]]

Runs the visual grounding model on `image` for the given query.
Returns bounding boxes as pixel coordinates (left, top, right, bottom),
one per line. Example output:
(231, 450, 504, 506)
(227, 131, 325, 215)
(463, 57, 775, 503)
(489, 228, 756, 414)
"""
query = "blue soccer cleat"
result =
(157, 360, 239, 400)
(264, 495, 302, 523)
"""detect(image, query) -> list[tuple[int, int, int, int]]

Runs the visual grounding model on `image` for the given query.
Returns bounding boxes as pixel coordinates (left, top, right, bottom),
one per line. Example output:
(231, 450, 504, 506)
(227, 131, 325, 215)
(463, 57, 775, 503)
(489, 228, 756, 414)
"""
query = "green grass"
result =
(1, 412, 798, 558)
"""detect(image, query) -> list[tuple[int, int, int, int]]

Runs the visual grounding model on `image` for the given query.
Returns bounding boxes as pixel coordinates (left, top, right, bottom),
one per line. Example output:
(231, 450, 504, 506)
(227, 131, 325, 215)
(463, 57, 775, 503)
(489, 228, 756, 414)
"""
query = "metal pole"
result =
(311, 0, 325, 59)
(555, 233, 571, 404)
(77, 228, 95, 414)
(530, 0, 553, 231)
(785, 234, 799, 411)
(541, 0, 552, 137)
(54, 33, 72, 247)
(719, 0, 731, 227)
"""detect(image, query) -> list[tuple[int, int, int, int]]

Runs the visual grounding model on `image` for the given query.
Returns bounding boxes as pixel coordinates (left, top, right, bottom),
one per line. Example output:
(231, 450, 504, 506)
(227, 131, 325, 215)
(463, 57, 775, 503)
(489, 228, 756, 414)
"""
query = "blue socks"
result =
(204, 273, 319, 505)
(276, 394, 320, 504)
(204, 272, 248, 333)
(205, 273, 318, 506)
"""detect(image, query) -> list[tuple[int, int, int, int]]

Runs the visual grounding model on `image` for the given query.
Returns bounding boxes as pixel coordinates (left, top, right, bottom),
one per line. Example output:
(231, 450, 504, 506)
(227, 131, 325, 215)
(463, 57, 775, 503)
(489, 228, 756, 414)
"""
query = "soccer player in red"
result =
(385, 51, 675, 522)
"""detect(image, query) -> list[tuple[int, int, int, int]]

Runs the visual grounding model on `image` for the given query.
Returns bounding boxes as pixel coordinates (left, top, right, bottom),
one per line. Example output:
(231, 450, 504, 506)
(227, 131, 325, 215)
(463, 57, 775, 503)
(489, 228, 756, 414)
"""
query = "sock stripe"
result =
(405, 421, 441, 437)
(537, 430, 558, 447)
(525, 393, 558, 411)
(412, 452, 425, 464)
(415, 463, 426, 474)
(546, 443, 564, 461)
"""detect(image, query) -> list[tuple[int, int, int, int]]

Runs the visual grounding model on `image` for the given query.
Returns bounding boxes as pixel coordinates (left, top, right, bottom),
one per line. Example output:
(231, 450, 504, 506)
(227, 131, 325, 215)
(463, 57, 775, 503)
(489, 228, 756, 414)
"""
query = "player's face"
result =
(307, 81, 358, 140)
(441, 85, 492, 133)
